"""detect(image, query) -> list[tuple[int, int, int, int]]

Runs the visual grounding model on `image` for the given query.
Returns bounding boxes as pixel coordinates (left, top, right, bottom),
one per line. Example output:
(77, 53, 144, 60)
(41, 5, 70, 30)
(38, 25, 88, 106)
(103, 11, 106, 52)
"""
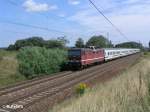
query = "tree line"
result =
(7, 35, 144, 51)
(75, 35, 143, 49)
(7, 37, 68, 50)
(75, 35, 113, 48)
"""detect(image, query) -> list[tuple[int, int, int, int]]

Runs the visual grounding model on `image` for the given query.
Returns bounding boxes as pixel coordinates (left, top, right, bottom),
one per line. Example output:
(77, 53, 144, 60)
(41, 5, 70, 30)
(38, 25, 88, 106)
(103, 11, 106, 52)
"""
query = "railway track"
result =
(0, 57, 123, 107)
(0, 71, 72, 96)
(0, 54, 140, 112)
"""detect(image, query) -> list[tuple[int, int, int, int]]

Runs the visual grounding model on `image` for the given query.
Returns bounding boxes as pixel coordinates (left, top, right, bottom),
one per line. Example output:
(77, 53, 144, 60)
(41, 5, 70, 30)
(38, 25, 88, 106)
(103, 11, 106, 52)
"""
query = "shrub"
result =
(144, 52, 148, 55)
(17, 47, 67, 79)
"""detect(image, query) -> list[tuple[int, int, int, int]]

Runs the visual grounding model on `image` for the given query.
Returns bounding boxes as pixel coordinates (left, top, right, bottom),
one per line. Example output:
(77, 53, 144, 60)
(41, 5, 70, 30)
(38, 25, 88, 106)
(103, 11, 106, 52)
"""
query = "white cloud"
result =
(68, 0, 80, 5)
(68, 9, 110, 33)
(23, 0, 58, 12)
(49, 5, 58, 10)
(68, 0, 150, 46)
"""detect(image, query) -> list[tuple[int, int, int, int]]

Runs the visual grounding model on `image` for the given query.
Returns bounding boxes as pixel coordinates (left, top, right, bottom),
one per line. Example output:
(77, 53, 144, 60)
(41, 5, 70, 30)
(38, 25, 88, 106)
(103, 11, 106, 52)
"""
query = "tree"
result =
(7, 44, 16, 50)
(57, 36, 69, 47)
(45, 40, 64, 48)
(27, 37, 45, 47)
(86, 35, 113, 48)
(75, 38, 84, 48)
(9, 37, 45, 50)
(149, 41, 150, 48)
(7, 37, 68, 50)
(115, 42, 143, 49)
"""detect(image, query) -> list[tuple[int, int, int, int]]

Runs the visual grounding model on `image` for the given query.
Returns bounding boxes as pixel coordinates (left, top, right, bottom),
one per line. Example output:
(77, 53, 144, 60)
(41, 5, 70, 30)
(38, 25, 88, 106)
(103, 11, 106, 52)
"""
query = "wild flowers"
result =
(76, 83, 87, 95)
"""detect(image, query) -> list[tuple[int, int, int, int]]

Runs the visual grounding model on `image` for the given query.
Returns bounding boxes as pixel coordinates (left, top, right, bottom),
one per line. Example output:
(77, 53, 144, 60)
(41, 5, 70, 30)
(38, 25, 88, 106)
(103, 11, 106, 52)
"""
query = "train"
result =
(68, 46, 140, 69)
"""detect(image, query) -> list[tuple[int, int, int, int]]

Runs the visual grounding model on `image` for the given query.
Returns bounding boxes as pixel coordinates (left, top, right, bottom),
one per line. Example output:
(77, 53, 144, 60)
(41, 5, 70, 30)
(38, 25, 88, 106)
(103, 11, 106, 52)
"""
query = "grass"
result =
(50, 53, 150, 112)
(0, 50, 26, 87)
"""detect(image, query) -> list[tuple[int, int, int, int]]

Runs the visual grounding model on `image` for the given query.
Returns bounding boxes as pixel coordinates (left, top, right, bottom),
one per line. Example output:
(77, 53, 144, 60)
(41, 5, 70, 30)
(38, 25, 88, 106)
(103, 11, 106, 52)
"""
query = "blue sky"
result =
(0, 0, 150, 47)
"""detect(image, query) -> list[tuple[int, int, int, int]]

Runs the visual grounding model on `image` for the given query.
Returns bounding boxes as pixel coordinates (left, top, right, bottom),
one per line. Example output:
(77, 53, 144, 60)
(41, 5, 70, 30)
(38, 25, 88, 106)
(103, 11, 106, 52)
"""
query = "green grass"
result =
(0, 50, 26, 87)
(143, 51, 150, 58)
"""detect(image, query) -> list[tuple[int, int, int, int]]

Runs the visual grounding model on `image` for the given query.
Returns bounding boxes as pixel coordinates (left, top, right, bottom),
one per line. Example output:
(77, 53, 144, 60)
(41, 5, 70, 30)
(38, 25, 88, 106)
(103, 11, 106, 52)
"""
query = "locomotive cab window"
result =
(68, 50, 81, 56)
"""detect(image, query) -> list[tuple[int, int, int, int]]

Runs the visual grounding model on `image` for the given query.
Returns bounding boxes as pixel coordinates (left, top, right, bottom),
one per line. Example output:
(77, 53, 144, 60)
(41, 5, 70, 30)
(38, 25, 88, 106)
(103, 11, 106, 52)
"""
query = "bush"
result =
(17, 47, 67, 79)
(144, 52, 148, 55)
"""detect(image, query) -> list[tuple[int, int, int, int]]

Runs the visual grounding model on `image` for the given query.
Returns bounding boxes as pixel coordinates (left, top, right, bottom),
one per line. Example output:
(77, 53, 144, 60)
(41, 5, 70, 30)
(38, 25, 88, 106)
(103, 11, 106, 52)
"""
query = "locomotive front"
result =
(68, 48, 82, 68)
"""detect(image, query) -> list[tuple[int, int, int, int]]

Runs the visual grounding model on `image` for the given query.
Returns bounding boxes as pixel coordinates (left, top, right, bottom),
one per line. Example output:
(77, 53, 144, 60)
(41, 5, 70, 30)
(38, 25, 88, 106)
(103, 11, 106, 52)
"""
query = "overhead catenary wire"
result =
(0, 20, 88, 38)
(7, 0, 18, 5)
(88, 0, 130, 41)
(3, 29, 44, 37)
(6, 0, 53, 31)
(5, 0, 113, 39)
(4, 0, 88, 38)
(0, 20, 68, 35)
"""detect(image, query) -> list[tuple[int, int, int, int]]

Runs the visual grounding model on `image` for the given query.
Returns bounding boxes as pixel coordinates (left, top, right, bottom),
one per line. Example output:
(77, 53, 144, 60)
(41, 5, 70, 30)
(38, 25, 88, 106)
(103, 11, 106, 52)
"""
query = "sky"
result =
(0, 0, 150, 47)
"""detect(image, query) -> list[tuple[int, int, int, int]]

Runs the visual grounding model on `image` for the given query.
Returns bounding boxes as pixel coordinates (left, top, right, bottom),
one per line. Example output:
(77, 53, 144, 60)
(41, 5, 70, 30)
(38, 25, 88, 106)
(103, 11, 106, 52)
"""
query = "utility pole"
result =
(107, 32, 109, 40)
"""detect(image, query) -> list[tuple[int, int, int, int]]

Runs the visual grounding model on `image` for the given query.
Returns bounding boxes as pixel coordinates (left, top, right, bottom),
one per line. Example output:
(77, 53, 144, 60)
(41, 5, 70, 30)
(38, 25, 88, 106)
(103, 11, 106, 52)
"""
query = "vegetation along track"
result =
(0, 53, 140, 112)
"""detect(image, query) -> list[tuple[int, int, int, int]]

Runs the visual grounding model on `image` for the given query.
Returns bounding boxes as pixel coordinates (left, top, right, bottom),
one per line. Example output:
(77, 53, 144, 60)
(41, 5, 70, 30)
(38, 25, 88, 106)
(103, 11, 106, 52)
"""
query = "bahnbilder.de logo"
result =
(2, 104, 23, 109)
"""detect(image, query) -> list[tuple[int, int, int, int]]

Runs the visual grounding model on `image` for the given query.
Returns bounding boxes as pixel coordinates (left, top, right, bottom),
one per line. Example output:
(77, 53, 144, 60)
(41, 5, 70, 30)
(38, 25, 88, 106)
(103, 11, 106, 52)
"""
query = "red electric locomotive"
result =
(68, 46, 105, 69)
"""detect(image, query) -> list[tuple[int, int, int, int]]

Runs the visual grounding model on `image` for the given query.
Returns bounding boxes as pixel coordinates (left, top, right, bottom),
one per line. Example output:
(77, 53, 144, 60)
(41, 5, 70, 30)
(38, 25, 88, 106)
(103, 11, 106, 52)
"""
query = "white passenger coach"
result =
(104, 48, 140, 61)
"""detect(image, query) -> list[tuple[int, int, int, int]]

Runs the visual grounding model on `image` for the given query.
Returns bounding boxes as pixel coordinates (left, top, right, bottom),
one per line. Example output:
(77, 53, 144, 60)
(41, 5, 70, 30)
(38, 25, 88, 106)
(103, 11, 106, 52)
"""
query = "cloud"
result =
(68, 9, 110, 32)
(23, 0, 58, 12)
(68, 0, 150, 45)
(68, 0, 80, 5)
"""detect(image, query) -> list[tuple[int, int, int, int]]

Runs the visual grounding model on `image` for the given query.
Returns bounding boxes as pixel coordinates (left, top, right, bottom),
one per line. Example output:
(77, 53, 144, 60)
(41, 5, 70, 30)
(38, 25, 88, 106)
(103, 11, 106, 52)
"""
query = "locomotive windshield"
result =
(68, 50, 81, 56)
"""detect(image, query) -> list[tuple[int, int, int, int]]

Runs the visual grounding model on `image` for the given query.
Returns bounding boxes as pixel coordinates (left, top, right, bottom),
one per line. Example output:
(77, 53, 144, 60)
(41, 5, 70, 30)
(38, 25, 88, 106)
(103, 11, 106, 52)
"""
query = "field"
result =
(0, 50, 26, 87)
(50, 53, 150, 112)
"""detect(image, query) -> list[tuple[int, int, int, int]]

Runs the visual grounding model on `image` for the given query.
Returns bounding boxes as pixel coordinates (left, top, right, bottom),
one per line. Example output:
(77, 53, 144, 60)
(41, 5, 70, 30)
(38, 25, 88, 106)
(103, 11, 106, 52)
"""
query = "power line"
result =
(4, 0, 81, 36)
(0, 20, 67, 35)
(0, 20, 87, 38)
(88, 0, 130, 41)
(6, 0, 53, 30)
(2, 0, 88, 37)
(3, 29, 42, 36)
(7, 0, 18, 5)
